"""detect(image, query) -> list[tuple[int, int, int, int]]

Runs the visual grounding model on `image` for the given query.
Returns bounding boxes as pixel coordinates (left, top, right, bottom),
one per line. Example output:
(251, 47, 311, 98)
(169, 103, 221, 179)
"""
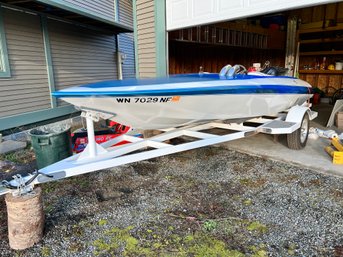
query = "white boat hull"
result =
(64, 93, 310, 129)
(54, 74, 313, 129)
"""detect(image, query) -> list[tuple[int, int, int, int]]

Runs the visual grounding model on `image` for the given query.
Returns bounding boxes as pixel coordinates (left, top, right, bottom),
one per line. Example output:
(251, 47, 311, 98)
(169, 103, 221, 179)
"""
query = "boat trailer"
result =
(0, 105, 317, 197)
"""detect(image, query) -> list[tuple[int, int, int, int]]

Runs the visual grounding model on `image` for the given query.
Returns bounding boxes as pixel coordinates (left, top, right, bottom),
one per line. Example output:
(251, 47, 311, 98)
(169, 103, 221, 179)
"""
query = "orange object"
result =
(172, 96, 180, 102)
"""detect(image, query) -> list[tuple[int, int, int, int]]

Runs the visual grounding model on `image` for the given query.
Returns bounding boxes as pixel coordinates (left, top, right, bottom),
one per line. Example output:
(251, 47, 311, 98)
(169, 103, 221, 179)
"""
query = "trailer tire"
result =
(287, 113, 309, 150)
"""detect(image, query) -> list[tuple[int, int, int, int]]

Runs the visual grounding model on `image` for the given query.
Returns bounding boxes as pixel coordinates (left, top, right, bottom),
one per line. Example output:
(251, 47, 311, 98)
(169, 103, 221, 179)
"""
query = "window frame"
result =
(114, 0, 119, 22)
(0, 6, 11, 78)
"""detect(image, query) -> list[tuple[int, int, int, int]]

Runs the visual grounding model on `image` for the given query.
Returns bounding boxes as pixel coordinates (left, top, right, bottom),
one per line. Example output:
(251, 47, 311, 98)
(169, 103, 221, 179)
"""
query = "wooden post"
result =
(5, 187, 44, 250)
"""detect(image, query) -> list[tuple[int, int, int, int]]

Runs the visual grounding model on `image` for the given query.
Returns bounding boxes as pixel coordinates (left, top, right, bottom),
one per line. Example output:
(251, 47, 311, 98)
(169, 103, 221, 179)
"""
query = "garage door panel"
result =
(246, 0, 266, 4)
(167, 0, 338, 31)
(169, 0, 189, 24)
(247, 0, 283, 7)
(246, 0, 306, 9)
(218, 0, 244, 12)
(193, 0, 215, 16)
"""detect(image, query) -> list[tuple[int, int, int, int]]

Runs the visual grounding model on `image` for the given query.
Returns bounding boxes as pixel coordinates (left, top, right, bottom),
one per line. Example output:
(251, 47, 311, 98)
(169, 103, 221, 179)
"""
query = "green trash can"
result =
(29, 125, 72, 169)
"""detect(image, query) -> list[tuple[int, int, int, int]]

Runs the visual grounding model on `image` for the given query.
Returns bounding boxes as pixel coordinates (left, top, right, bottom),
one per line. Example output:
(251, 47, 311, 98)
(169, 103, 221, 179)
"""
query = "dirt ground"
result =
(1, 145, 343, 256)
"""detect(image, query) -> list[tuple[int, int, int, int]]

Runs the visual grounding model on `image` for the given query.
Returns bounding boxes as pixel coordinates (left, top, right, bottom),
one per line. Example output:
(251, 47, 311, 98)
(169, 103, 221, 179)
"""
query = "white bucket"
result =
(253, 63, 261, 71)
(335, 62, 343, 70)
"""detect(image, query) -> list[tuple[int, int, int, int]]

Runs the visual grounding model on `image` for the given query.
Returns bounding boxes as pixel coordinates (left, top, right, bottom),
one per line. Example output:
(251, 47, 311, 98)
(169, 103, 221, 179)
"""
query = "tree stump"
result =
(5, 187, 44, 250)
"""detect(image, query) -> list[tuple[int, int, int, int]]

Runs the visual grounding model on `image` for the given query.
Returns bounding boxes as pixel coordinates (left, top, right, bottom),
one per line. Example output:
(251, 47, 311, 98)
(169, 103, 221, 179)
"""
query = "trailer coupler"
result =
(1, 171, 53, 196)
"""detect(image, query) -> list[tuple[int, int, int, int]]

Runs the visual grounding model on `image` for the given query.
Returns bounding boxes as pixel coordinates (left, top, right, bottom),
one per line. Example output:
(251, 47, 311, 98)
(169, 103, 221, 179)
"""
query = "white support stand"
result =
(86, 116, 97, 158)
(77, 112, 107, 162)
(0, 107, 317, 196)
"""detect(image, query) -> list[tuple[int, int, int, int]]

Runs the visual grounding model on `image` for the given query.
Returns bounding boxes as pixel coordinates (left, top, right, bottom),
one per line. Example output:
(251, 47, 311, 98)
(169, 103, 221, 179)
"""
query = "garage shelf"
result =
(299, 38, 343, 44)
(298, 24, 343, 34)
(297, 24, 343, 96)
(299, 50, 343, 56)
(299, 70, 343, 74)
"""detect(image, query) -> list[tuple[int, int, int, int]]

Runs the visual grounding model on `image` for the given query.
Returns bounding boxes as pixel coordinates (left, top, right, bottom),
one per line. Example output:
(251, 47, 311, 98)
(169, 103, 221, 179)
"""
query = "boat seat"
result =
(261, 66, 289, 76)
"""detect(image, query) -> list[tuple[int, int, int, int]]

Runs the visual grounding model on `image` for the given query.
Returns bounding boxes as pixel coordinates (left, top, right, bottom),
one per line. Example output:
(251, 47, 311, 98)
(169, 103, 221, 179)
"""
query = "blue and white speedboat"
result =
(53, 65, 313, 129)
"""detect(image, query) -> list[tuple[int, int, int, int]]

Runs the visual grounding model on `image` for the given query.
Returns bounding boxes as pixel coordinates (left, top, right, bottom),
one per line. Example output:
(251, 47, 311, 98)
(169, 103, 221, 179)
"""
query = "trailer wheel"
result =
(287, 113, 309, 150)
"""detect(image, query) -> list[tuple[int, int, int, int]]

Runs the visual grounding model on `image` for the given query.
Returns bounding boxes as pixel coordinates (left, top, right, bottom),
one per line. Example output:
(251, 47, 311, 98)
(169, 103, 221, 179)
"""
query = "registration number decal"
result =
(116, 96, 180, 103)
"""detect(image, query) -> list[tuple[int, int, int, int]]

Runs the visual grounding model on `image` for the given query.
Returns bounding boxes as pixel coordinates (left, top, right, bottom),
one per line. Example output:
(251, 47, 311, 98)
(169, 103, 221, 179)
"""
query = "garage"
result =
(166, 0, 343, 104)
(132, 0, 343, 169)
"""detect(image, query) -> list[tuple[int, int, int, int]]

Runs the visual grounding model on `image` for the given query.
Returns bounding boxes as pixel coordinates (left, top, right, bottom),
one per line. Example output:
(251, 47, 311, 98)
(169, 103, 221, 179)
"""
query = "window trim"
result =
(0, 6, 10, 78)
(114, 0, 119, 22)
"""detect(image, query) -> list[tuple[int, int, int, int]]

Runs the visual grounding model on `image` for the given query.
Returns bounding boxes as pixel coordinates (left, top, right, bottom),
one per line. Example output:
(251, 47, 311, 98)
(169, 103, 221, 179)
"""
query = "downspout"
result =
(116, 35, 123, 80)
(115, 0, 123, 80)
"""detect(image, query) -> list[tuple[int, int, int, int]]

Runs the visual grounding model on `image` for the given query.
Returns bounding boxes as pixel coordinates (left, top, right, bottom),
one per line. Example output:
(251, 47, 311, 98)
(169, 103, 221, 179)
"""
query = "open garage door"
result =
(166, 0, 337, 31)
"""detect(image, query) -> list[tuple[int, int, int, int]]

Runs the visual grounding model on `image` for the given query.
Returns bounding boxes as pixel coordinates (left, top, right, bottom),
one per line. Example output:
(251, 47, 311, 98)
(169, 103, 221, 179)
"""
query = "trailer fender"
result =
(285, 105, 317, 124)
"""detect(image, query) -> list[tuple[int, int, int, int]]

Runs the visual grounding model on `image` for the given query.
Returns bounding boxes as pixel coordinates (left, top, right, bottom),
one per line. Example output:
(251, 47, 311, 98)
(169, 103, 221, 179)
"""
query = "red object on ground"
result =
(108, 121, 131, 134)
(72, 122, 140, 153)
(312, 93, 320, 105)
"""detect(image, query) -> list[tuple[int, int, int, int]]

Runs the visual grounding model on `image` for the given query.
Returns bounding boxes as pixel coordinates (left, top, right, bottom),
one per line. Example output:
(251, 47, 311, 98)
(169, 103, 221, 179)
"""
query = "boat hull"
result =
(63, 93, 310, 129)
(53, 74, 313, 129)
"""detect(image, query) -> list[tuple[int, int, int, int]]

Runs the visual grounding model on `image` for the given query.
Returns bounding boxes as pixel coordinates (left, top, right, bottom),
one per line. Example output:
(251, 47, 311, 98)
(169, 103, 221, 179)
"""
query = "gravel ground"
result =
(1, 146, 343, 256)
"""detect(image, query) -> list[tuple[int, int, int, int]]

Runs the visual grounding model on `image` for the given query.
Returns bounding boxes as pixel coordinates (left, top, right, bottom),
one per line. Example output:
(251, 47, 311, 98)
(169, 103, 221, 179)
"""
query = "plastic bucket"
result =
(29, 125, 72, 169)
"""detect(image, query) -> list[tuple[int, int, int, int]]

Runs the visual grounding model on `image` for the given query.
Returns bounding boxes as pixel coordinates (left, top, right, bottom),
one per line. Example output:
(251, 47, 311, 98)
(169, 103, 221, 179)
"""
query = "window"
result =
(0, 7, 10, 78)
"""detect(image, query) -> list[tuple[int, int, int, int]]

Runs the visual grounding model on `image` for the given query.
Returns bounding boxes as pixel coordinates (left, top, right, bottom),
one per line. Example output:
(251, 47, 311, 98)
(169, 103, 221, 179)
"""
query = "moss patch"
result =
(41, 246, 52, 257)
(239, 178, 267, 188)
(92, 226, 152, 256)
(92, 225, 247, 257)
(98, 219, 108, 226)
(247, 221, 268, 234)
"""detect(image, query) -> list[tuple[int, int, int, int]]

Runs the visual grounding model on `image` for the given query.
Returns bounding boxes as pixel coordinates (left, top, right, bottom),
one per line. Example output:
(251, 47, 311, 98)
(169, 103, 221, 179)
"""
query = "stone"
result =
(0, 140, 27, 155)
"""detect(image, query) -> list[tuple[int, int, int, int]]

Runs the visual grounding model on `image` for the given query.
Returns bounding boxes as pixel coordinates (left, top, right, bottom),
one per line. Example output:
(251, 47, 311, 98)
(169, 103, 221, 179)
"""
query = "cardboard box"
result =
(335, 112, 343, 129)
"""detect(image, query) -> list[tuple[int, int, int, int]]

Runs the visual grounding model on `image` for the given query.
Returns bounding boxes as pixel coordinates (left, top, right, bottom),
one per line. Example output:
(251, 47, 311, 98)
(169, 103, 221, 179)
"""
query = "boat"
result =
(52, 65, 313, 129)
(0, 66, 317, 197)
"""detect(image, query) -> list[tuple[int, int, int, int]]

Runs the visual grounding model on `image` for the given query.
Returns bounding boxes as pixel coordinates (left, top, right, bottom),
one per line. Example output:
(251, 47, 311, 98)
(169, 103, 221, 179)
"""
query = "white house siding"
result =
(136, 0, 156, 78)
(48, 19, 118, 107)
(118, 0, 135, 78)
(0, 8, 51, 118)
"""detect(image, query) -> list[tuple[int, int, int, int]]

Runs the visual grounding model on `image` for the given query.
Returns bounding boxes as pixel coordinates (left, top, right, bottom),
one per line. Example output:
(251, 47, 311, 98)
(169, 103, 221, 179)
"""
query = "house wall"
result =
(36, 0, 118, 23)
(118, 0, 135, 79)
(0, 8, 50, 118)
(135, 0, 156, 78)
(0, 2, 135, 131)
(62, 0, 116, 22)
(118, 0, 133, 27)
(48, 19, 118, 106)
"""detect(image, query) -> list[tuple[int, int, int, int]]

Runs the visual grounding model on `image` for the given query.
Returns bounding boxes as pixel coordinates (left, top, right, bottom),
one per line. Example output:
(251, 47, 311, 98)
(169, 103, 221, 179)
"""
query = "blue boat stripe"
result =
(53, 85, 311, 98)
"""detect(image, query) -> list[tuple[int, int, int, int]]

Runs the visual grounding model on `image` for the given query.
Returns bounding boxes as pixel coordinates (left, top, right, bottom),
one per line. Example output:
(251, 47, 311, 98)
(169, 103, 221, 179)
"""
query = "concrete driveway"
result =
(224, 103, 343, 176)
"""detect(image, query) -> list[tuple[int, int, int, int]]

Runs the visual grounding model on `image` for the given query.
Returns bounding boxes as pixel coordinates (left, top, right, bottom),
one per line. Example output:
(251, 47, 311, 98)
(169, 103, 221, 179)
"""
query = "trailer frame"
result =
(0, 105, 317, 196)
